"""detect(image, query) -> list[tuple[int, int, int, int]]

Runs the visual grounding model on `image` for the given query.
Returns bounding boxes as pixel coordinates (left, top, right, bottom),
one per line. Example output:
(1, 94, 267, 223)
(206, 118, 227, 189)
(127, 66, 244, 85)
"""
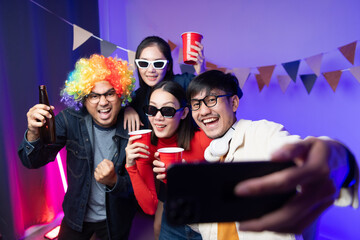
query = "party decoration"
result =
(100, 40, 118, 57)
(338, 41, 357, 65)
(127, 50, 136, 71)
(29, 0, 360, 95)
(255, 74, 266, 92)
(300, 74, 317, 94)
(232, 67, 251, 89)
(277, 75, 292, 93)
(168, 40, 177, 51)
(73, 24, 93, 50)
(257, 65, 276, 86)
(304, 53, 323, 76)
(349, 66, 360, 83)
(282, 60, 300, 82)
(322, 70, 342, 92)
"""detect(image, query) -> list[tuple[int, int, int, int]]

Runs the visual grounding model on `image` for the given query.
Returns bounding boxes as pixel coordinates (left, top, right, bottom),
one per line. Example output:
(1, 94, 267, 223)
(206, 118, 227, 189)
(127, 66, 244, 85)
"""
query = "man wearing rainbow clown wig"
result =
(18, 54, 137, 239)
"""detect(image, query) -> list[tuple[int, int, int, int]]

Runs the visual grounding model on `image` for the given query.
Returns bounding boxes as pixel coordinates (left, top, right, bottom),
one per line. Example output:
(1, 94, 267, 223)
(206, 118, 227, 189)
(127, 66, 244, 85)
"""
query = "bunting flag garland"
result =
(277, 75, 292, 93)
(255, 74, 266, 92)
(282, 60, 300, 82)
(257, 65, 276, 86)
(300, 74, 317, 94)
(338, 41, 357, 65)
(127, 50, 136, 71)
(349, 66, 360, 83)
(322, 70, 342, 92)
(168, 40, 177, 51)
(30, 0, 360, 95)
(232, 67, 251, 89)
(304, 53, 323, 77)
(73, 24, 93, 50)
(100, 40, 118, 57)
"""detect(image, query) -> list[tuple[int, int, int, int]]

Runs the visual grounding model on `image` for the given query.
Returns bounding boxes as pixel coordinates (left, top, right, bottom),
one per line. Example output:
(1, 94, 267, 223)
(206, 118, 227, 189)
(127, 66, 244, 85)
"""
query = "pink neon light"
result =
(56, 153, 67, 193)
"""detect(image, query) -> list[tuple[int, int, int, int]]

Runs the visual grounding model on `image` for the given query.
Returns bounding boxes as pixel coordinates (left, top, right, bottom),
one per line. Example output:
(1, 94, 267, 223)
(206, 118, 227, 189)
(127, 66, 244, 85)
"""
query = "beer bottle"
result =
(39, 85, 56, 144)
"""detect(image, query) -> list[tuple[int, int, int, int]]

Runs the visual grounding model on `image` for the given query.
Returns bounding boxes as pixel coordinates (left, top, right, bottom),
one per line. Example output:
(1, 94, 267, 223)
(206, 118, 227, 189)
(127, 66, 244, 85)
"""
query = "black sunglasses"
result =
(143, 105, 184, 118)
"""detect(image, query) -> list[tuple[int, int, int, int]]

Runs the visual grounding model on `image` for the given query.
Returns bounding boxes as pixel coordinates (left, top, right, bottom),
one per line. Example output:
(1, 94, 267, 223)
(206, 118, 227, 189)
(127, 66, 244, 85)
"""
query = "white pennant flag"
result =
(73, 24, 93, 50)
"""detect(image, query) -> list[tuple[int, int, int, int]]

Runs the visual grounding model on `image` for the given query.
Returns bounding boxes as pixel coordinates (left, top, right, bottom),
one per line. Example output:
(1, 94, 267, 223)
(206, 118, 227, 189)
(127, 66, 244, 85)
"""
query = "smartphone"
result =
(165, 161, 296, 225)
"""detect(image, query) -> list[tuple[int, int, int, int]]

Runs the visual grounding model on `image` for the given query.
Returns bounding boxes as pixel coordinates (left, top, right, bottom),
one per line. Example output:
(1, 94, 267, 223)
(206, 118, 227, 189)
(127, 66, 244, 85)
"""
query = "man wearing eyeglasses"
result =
(154, 70, 358, 239)
(18, 54, 138, 240)
(182, 70, 358, 239)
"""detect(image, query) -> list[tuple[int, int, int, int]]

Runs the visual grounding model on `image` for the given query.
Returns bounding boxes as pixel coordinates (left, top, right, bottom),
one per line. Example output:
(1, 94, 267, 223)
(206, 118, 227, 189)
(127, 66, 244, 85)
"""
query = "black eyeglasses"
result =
(190, 94, 232, 111)
(135, 59, 168, 70)
(143, 105, 184, 118)
(86, 89, 117, 104)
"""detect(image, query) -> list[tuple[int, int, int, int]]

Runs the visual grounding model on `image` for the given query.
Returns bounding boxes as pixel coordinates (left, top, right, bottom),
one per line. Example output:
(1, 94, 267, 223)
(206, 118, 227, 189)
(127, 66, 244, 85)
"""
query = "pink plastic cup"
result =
(157, 147, 184, 169)
(128, 129, 152, 162)
(181, 32, 203, 65)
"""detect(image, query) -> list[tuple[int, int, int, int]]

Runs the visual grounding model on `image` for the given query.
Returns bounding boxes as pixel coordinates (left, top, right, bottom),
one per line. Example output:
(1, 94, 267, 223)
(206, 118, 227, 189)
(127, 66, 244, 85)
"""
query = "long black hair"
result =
(148, 81, 196, 150)
(135, 36, 174, 89)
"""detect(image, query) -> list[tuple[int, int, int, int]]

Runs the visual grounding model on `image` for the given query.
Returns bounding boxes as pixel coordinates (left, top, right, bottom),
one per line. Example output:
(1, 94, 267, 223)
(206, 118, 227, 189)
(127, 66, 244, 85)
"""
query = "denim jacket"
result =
(18, 107, 137, 239)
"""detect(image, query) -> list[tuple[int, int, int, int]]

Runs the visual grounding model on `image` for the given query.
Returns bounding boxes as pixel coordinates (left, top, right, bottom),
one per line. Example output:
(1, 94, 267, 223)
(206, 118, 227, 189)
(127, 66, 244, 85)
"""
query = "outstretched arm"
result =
(234, 137, 356, 233)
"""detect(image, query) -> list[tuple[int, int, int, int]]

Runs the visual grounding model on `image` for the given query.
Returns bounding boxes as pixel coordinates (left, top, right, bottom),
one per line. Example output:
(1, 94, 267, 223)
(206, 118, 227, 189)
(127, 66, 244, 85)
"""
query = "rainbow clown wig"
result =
(60, 54, 135, 110)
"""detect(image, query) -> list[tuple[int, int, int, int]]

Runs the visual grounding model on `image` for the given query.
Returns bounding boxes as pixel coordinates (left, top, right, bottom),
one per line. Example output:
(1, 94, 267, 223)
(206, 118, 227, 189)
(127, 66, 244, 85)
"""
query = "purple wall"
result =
(99, 0, 360, 239)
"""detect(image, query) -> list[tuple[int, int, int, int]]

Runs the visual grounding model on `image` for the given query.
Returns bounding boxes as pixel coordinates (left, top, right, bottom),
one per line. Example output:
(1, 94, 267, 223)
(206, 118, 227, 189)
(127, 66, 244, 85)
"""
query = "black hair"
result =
(148, 81, 196, 150)
(135, 36, 174, 89)
(186, 70, 243, 101)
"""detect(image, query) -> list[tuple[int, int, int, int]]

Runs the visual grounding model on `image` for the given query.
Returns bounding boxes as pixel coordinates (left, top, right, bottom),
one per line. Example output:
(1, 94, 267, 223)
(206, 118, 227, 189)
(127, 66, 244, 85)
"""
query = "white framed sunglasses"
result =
(135, 59, 168, 70)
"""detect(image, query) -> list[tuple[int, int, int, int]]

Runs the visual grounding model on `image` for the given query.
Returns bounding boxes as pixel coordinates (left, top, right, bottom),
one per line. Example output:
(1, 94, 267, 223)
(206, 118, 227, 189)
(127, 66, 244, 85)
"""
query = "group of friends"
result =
(18, 36, 358, 240)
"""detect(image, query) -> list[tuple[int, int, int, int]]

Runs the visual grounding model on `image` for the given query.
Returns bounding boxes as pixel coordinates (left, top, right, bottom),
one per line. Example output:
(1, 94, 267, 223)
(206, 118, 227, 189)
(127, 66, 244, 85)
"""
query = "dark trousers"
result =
(58, 219, 109, 240)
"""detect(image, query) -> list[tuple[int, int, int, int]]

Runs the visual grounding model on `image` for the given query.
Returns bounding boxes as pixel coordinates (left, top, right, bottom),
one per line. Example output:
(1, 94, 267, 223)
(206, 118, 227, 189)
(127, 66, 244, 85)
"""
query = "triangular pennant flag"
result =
(255, 74, 265, 92)
(338, 41, 357, 65)
(322, 70, 342, 92)
(282, 60, 300, 82)
(349, 66, 360, 83)
(277, 75, 292, 93)
(178, 47, 183, 63)
(257, 65, 275, 86)
(100, 40, 118, 57)
(217, 67, 227, 73)
(127, 50, 136, 71)
(232, 68, 251, 89)
(73, 24, 93, 50)
(305, 53, 323, 76)
(168, 40, 177, 52)
(206, 61, 218, 70)
(300, 74, 317, 94)
(180, 64, 195, 74)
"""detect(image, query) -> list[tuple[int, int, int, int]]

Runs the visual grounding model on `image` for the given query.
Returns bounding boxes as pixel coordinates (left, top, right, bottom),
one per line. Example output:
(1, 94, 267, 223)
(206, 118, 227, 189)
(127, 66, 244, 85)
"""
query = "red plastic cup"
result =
(181, 32, 203, 65)
(128, 129, 152, 162)
(157, 147, 184, 169)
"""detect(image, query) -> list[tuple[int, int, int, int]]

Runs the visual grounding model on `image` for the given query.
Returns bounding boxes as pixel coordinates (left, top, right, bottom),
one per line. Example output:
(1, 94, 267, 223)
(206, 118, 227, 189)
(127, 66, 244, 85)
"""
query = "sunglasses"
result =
(135, 59, 168, 70)
(143, 105, 184, 118)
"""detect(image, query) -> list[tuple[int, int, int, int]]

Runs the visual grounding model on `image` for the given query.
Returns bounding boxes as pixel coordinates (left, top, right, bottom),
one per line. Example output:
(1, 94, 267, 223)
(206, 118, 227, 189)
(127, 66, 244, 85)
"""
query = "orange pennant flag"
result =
(257, 65, 275, 87)
(322, 70, 342, 92)
(255, 74, 265, 92)
(127, 50, 136, 71)
(178, 47, 183, 63)
(277, 75, 292, 93)
(168, 40, 177, 52)
(206, 61, 218, 70)
(305, 53, 323, 76)
(73, 24, 93, 50)
(349, 66, 360, 84)
(232, 68, 251, 89)
(338, 41, 357, 65)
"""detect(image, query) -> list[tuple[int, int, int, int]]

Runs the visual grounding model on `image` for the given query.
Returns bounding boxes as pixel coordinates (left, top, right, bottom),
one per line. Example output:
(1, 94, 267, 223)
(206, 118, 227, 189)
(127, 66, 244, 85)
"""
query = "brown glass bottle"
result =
(39, 85, 56, 144)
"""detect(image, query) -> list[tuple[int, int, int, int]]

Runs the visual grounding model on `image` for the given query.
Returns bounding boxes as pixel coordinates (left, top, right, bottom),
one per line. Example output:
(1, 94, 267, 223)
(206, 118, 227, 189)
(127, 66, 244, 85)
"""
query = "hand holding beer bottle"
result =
(26, 85, 56, 144)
